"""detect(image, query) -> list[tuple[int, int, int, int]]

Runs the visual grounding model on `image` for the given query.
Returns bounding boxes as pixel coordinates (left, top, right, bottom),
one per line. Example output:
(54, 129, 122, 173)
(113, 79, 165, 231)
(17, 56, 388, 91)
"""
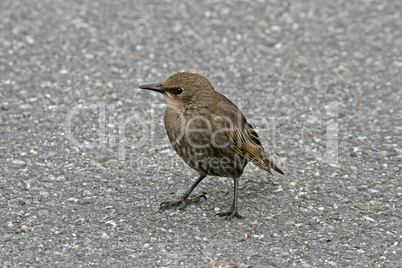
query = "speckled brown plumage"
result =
(139, 72, 284, 220)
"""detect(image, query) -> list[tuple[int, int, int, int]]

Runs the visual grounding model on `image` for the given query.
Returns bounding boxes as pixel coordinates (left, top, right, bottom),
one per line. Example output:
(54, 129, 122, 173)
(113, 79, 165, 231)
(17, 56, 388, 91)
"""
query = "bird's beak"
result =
(138, 83, 166, 94)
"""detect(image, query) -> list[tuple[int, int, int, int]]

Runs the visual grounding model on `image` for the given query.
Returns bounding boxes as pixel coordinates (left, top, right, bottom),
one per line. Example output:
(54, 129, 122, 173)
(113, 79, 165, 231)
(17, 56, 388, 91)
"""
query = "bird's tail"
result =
(251, 152, 285, 175)
(266, 157, 285, 175)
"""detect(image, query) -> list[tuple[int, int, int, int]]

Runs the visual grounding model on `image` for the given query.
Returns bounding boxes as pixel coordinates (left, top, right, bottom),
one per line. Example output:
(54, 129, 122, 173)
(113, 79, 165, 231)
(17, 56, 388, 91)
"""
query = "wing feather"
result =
(213, 94, 285, 175)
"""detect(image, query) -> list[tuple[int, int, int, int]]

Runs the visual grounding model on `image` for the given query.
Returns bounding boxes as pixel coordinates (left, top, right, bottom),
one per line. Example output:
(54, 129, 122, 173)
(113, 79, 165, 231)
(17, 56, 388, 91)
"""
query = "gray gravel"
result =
(1, 0, 401, 267)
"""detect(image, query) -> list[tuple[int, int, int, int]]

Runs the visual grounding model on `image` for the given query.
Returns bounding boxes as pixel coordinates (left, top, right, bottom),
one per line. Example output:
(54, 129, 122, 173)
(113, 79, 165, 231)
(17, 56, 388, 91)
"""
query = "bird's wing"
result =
(227, 122, 284, 175)
(213, 98, 284, 175)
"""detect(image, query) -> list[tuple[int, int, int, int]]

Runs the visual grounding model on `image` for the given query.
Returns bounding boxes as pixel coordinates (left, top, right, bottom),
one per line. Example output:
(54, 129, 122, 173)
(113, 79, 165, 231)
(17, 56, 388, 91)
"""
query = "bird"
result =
(138, 72, 284, 220)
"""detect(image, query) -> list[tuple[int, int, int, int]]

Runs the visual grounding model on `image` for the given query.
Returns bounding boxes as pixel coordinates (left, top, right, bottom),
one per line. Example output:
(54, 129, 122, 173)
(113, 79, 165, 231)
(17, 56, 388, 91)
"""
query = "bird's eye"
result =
(173, 87, 183, 95)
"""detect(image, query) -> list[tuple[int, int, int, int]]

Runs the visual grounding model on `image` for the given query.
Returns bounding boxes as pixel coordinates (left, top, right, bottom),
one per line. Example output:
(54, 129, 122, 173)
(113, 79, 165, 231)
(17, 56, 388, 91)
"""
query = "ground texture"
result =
(1, 0, 401, 267)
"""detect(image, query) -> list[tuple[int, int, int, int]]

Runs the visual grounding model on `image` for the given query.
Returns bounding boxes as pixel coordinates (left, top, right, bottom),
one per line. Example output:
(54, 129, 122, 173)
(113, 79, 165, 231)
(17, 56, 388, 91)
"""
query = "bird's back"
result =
(164, 91, 284, 177)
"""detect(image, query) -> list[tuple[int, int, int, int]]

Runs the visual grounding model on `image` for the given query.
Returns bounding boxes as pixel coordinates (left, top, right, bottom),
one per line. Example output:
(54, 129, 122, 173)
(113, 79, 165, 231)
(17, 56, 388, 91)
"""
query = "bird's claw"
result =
(160, 199, 185, 211)
(217, 210, 243, 220)
(160, 194, 207, 211)
(194, 194, 208, 202)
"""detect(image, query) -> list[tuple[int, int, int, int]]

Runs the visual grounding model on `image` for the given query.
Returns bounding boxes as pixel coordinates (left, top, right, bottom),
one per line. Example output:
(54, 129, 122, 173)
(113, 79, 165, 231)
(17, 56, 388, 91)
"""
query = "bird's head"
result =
(139, 72, 215, 106)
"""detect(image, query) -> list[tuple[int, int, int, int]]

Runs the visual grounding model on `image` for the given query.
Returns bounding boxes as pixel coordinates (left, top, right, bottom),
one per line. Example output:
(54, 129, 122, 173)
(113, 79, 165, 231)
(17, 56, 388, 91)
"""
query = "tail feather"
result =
(264, 156, 285, 175)
(272, 162, 285, 175)
(249, 152, 285, 175)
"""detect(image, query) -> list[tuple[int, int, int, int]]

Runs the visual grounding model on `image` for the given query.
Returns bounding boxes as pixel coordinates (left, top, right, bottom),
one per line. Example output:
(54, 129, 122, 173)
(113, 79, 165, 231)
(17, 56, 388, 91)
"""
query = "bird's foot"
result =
(160, 194, 207, 211)
(217, 209, 243, 220)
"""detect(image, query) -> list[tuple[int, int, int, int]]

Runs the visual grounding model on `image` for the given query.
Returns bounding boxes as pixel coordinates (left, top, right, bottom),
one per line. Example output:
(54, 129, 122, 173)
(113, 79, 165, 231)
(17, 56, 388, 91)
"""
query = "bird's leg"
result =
(218, 177, 243, 220)
(160, 174, 207, 210)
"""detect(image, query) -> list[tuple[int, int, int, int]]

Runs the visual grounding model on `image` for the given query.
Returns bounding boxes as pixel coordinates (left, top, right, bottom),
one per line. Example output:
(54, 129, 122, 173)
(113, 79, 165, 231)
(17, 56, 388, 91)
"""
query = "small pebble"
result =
(101, 232, 110, 239)
(273, 186, 283, 192)
(104, 159, 118, 166)
(25, 35, 35, 44)
(21, 225, 28, 232)
(83, 190, 92, 196)
(12, 160, 26, 167)
(313, 171, 320, 177)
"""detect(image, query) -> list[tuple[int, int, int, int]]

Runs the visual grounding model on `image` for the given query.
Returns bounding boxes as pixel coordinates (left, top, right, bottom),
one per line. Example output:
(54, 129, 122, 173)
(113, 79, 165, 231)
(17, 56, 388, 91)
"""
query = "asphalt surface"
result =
(1, 0, 401, 267)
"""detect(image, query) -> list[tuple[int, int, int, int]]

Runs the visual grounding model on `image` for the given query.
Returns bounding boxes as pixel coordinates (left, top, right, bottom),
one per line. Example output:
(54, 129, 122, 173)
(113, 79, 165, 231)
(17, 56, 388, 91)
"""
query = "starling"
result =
(139, 72, 284, 220)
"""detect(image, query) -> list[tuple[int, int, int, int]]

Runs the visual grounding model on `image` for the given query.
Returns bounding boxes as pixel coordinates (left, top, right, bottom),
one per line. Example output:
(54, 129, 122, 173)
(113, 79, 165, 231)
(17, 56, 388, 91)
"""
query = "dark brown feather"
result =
(213, 97, 284, 175)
